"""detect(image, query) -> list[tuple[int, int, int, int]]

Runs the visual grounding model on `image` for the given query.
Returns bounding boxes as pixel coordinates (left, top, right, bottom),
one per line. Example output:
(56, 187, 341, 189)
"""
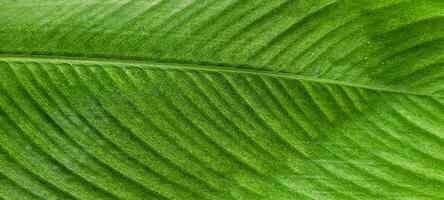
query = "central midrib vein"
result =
(0, 53, 441, 98)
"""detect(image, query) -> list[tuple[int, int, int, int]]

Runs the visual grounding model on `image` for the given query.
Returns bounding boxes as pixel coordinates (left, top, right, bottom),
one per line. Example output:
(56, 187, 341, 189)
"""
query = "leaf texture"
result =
(0, 0, 443, 199)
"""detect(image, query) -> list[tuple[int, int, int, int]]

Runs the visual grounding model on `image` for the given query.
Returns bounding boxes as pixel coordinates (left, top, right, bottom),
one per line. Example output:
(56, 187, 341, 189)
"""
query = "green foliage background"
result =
(0, 0, 443, 199)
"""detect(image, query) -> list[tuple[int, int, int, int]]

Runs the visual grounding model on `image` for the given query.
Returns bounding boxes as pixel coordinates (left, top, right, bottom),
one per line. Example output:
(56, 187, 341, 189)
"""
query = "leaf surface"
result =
(0, 0, 443, 199)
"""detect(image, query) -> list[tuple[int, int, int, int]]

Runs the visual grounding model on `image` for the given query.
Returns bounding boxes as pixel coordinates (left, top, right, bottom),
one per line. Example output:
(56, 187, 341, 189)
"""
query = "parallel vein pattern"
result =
(0, 0, 443, 199)
(0, 0, 443, 95)
(0, 59, 443, 199)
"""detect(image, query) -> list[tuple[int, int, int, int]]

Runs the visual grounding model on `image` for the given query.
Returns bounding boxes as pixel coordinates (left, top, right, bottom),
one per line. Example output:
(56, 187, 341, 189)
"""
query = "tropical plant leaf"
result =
(0, 0, 443, 199)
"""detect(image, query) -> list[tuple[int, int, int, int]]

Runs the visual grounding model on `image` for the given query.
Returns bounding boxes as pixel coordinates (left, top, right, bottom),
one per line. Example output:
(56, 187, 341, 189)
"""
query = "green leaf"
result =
(0, 1, 443, 199)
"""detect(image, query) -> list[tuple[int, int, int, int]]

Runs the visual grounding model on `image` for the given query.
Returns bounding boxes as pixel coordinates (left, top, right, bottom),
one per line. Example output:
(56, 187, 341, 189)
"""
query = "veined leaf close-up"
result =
(0, 0, 443, 199)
